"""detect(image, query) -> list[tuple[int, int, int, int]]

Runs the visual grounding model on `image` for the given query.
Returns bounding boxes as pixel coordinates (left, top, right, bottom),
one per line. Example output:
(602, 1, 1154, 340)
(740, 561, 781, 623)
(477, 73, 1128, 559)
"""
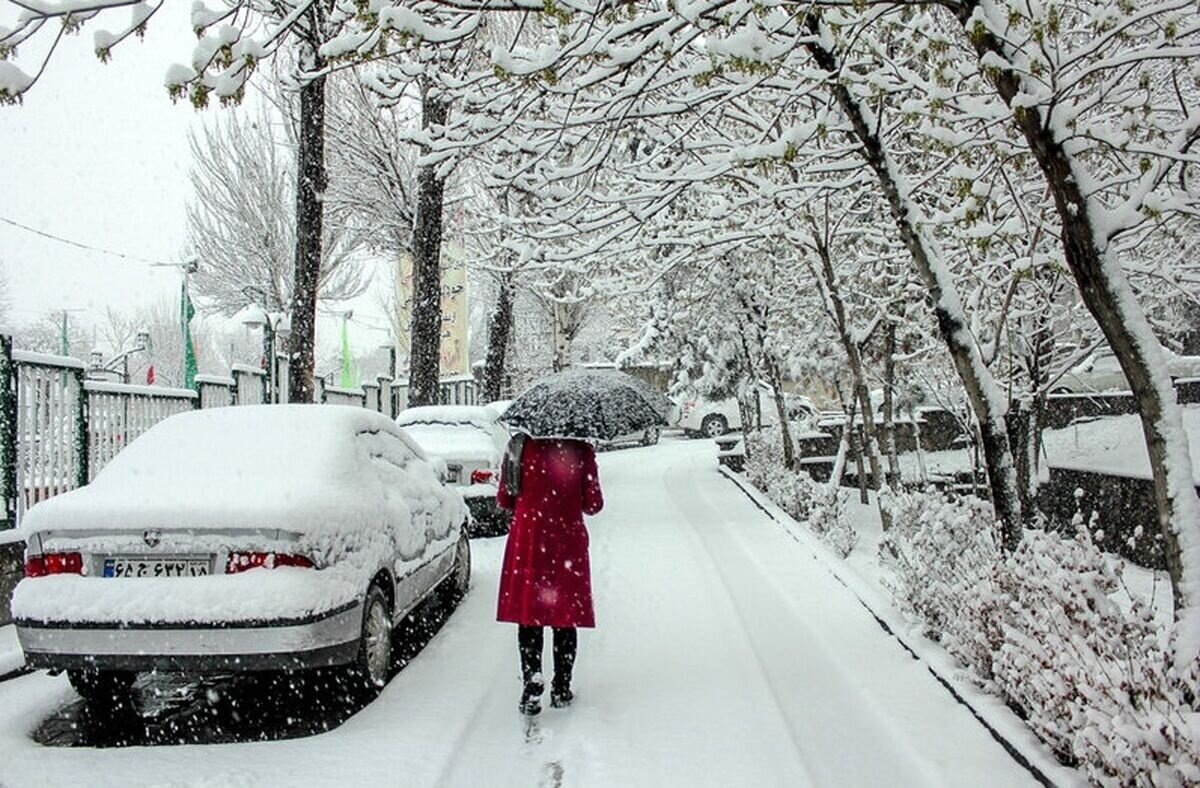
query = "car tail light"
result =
(470, 469, 495, 485)
(226, 551, 315, 574)
(25, 552, 83, 578)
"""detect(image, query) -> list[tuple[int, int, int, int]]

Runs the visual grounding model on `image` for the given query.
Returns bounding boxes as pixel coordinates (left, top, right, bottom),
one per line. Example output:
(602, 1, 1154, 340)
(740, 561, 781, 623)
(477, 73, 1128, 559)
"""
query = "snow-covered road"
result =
(0, 438, 1038, 787)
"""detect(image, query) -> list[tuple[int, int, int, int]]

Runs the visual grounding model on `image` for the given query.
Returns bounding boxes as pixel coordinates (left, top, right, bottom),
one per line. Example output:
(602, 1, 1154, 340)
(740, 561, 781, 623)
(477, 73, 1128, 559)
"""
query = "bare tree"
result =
(186, 105, 366, 315)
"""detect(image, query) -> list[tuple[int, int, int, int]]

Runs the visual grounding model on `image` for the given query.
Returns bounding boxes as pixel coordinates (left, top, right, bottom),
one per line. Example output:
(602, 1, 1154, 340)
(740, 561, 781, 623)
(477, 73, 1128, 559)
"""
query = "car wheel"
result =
(642, 426, 661, 446)
(701, 414, 729, 438)
(67, 669, 136, 706)
(346, 584, 392, 699)
(445, 534, 471, 605)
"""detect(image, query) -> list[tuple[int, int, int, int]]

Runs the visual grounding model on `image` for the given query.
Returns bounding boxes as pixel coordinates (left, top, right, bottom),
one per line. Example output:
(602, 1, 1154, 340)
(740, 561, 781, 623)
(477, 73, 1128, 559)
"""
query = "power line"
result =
(0, 215, 171, 266)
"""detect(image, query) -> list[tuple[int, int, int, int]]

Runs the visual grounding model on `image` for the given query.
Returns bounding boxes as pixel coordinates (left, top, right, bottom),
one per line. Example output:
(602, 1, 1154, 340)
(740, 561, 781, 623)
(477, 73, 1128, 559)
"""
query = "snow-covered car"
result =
(13, 405, 470, 704)
(1053, 350, 1200, 394)
(677, 386, 817, 438)
(396, 404, 512, 537)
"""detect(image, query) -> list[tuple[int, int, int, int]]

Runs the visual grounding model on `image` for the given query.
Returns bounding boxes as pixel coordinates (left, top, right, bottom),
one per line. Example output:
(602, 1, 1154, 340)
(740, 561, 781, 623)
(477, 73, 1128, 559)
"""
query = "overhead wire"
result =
(0, 215, 172, 266)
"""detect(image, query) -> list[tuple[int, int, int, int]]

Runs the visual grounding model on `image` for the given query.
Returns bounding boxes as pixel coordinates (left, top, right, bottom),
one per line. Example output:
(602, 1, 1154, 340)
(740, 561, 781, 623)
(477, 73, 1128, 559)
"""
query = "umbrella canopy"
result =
(500, 368, 670, 441)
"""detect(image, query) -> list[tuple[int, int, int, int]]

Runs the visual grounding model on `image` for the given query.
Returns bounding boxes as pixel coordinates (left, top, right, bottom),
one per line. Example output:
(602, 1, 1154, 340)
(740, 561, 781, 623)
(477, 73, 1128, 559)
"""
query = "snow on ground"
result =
(1042, 405, 1200, 482)
(0, 624, 24, 677)
(0, 438, 1048, 787)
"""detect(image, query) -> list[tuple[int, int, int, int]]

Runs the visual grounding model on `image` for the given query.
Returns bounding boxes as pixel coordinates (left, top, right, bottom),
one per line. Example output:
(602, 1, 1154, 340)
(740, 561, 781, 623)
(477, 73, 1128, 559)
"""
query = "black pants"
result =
(518, 626, 576, 688)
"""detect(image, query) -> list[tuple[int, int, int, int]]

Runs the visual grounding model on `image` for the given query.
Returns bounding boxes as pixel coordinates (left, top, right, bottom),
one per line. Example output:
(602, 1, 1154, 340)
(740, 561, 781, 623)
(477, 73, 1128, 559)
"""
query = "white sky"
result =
(0, 2, 391, 359)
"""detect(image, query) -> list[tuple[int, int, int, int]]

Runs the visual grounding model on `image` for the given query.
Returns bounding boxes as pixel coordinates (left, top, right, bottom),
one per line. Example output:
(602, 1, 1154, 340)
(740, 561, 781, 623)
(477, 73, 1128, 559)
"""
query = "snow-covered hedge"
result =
(879, 490, 1003, 686)
(743, 428, 857, 557)
(882, 491, 1200, 785)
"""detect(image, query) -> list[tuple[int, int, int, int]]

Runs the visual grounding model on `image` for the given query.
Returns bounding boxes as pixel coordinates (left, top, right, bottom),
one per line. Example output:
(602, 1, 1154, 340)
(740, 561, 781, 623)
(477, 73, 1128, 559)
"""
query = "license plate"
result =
(102, 557, 212, 578)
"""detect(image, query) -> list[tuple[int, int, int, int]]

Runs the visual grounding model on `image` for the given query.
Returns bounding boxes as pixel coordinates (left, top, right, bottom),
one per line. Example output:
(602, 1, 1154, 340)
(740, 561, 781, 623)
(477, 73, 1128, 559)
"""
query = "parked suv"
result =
(677, 386, 816, 437)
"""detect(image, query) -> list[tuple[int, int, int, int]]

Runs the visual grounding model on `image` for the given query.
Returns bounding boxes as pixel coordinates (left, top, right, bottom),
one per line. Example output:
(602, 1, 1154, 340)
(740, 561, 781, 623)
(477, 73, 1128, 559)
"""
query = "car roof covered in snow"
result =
(397, 405, 502, 427)
(21, 405, 445, 535)
(397, 405, 508, 463)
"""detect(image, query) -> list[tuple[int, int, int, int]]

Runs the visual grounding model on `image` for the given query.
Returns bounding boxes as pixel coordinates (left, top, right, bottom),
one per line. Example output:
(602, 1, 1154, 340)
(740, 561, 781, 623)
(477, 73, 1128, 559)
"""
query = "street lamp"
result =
(88, 333, 150, 384)
(241, 288, 288, 403)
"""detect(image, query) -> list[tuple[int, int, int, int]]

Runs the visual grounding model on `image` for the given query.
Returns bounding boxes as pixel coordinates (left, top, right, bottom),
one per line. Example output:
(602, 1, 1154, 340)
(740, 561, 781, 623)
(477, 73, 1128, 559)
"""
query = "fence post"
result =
(0, 336, 14, 528)
(73, 367, 89, 488)
(377, 375, 393, 417)
(276, 353, 290, 404)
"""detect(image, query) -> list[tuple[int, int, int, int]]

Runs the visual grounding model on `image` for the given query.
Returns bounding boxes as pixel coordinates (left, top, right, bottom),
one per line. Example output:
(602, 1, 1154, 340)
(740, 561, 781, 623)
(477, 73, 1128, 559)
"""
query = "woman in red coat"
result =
(496, 434, 604, 715)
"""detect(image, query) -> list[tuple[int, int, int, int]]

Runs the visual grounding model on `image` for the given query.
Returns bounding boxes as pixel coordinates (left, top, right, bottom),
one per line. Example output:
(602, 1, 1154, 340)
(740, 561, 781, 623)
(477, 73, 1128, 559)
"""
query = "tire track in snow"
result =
(654, 464, 820, 786)
(662, 458, 931, 782)
(663, 450, 1006, 787)
(717, 468, 1061, 787)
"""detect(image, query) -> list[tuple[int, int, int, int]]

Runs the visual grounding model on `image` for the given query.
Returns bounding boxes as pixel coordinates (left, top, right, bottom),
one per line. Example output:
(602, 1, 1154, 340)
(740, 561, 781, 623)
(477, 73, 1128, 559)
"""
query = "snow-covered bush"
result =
(743, 427, 857, 557)
(880, 490, 1003, 685)
(993, 522, 1200, 785)
(882, 491, 1200, 784)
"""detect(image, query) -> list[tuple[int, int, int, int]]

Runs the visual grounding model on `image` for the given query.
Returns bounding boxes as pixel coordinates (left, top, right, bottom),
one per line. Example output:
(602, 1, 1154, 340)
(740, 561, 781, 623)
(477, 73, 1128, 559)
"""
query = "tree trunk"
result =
(765, 355, 796, 469)
(830, 395, 858, 492)
(803, 15, 1022, 549)
(482, 273, 514, 402)
(882, 319, 902, 488)
(810, 236, 891, 527)
(952, 0, 1200, 636)
(852, 418, 869, 505)
(407, 88, 449, 408)
(286, 66, 326, 404)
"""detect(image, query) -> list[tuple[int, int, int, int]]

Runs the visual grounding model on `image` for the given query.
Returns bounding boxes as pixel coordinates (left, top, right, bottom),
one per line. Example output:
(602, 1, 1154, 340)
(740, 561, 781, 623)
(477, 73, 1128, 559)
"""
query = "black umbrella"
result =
(500, 368, 670, 441)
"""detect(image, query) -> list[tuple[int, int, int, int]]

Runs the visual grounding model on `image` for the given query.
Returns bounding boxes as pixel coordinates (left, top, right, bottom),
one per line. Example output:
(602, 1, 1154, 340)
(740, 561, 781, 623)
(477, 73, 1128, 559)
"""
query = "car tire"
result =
(642, 426, 661, 446)
(443, 534, 471, 606)
(67, 668, 136, 706)
(701, 414, 729, 438)
(345, 584, 393, 700)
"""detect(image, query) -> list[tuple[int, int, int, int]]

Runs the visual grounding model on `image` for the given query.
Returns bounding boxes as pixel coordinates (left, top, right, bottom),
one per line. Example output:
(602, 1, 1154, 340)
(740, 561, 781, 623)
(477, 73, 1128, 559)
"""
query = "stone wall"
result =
(1036, 467, 1183, 571)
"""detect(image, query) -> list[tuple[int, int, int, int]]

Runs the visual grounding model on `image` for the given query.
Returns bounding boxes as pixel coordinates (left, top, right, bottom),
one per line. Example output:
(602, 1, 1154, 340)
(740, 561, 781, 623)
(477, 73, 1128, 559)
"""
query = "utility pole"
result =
(56, 309, 85, 357)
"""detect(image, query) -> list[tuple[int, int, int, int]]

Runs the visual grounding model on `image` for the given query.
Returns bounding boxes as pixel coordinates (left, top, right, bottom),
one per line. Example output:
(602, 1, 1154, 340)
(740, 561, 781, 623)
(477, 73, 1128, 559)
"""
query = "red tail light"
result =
(25, 552, 83, 578)
(470, 469, 495, 485)
(226, 551, 314, 574)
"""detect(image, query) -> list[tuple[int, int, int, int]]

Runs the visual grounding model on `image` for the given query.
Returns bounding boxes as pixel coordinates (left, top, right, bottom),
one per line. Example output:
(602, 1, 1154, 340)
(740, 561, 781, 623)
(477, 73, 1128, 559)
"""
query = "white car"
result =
(678, 386, 817, 438)
(1053, 351, 1200, 394)
(397, 405, 512, 537)
(13, 405, 469, 704)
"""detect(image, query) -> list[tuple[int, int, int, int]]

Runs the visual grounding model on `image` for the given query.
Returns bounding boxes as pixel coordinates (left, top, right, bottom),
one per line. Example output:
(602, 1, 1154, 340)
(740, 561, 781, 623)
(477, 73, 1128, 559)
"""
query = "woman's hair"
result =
(503, 433, 527, 498)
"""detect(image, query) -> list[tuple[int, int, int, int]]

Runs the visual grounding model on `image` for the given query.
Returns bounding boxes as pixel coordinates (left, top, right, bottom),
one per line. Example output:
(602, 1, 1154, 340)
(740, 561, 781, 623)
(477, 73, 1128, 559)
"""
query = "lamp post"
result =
(151, 256, 200, 387)
(88, 331, 150, 383)
(241, 288, 288, 403)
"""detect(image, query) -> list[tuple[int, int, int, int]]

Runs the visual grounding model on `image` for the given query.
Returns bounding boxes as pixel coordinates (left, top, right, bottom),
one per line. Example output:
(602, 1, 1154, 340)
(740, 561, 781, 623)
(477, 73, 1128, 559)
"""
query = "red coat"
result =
(496, 438, 604, 628)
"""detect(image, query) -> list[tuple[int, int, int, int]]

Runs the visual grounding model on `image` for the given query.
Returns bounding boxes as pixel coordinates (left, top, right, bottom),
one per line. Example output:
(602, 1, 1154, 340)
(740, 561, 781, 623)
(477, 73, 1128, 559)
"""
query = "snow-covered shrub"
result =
(882, 491, 1200, 784)
(880, 490, 1003, 684)
(743, 427, 856, 557)
(993, 522, 1200, 785)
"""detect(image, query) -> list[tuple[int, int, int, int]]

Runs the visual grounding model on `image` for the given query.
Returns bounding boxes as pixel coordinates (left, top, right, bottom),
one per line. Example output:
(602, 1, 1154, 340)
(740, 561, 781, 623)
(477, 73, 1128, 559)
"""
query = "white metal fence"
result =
(85, 382, 197, 483)
(12, 351, 86, 522)
(0, 337, 480, 528)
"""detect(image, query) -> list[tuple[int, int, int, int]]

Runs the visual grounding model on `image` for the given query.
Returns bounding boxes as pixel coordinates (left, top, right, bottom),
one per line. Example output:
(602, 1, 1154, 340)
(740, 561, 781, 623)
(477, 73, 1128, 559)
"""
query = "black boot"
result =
(550, 679, 574, 709)
(518, 626, 545, 716)
(520, 674, 545, 716)
(550, 627, 576, 708)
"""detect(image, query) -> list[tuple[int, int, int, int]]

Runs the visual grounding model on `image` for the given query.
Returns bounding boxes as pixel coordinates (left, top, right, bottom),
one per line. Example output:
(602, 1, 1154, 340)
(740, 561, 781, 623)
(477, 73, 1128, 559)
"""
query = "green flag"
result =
(340, 317, 357, 389)
(181, 283, 197, 390)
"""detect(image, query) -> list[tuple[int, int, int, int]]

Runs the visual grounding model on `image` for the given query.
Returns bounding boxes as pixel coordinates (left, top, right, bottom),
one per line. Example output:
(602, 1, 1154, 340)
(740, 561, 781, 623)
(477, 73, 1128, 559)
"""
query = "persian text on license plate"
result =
(103, 557, 212, 578)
